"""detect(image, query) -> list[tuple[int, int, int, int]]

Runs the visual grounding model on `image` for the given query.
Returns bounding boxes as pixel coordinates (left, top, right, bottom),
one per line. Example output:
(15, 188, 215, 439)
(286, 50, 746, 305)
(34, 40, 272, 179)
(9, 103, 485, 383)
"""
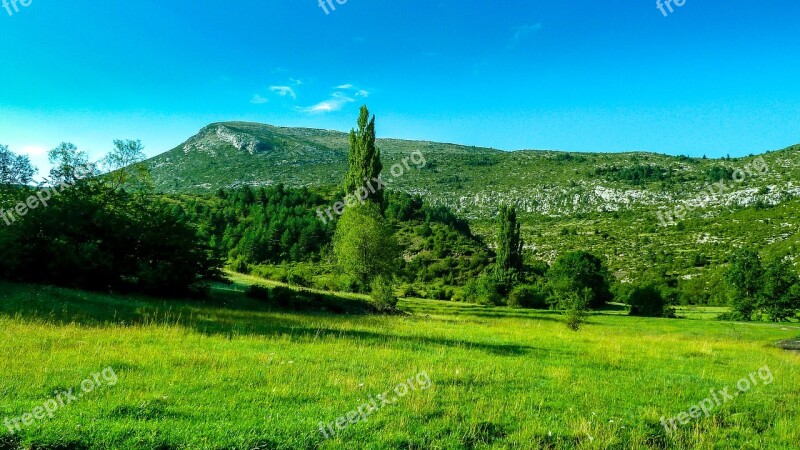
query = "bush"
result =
(286, 268, 311, 287)
(337, 275, 360, 293)
(563, 289, 590, 331)
(401, 285, 420, 298)
(508, 283, 548, 309)
(371, 276, 398, 311)
(232, 259, 249, 274)
(462, 275, 503, 306)
(627, 284, 671, 317)
(546, 251, 613, 309)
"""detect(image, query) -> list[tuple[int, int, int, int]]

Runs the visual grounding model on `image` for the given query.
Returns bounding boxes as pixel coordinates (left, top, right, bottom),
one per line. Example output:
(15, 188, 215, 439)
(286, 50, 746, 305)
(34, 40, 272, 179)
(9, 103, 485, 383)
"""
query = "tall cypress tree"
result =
(494, 204, 524, 292)
(344, 105, 383, 205)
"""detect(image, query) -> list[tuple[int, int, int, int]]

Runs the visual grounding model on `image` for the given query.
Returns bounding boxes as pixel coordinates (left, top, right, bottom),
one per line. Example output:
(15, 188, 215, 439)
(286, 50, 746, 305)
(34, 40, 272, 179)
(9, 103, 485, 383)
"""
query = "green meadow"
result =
(0, 278, 798, 450)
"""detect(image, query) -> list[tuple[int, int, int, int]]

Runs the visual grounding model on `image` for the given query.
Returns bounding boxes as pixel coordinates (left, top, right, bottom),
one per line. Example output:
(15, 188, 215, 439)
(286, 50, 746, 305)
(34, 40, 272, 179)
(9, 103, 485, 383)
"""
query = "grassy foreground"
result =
(0, 280, 798, 449)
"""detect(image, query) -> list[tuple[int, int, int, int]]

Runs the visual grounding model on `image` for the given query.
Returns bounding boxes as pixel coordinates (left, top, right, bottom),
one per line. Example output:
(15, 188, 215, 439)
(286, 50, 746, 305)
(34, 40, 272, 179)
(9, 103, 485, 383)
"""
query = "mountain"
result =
(147, 122, 800, 282)
(148, 122, 800, 217)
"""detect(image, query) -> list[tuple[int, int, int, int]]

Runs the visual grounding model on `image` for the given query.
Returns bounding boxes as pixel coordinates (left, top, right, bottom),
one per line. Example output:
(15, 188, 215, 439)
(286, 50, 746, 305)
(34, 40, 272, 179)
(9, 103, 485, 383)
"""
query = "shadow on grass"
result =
(0, 282, 561, 357)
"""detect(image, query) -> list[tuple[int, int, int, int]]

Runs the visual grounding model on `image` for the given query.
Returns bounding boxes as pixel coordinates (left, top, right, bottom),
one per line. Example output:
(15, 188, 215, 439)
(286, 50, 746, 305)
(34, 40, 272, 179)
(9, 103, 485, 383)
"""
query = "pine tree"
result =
(344, 105, 383, 206)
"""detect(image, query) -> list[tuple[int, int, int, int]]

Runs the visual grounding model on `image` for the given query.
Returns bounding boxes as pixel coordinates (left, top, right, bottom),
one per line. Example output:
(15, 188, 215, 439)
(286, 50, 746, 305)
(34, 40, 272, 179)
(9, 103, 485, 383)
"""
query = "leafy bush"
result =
(563, 289, 590, 331)
(286, 268, 311, 287)
(462, 275, 503, 306)
(371, 276, 398, 311)
(627, 284, 674, 317)
(508, 283, 548, 309)
(546, 251, 612, 309)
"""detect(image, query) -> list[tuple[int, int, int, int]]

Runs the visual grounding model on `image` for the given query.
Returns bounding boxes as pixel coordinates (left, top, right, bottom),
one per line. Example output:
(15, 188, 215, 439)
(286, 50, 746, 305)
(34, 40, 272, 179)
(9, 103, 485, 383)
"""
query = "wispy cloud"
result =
(510, 23, 542, 45)
(302, 92, 355, 114)
(270, 86, 297, 99)
(300, 84, 370, 114)
(250, 94, 268, 104)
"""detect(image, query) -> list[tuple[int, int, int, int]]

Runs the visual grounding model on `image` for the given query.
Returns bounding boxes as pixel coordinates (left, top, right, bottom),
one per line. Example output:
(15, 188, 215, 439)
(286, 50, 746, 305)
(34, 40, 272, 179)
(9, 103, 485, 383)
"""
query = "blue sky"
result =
(1, 0, 799, 173)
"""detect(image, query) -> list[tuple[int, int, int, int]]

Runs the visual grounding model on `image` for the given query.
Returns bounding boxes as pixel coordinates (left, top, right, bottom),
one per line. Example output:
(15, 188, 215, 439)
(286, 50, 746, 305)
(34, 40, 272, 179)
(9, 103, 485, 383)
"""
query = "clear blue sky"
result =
(1, 0, 799, 173)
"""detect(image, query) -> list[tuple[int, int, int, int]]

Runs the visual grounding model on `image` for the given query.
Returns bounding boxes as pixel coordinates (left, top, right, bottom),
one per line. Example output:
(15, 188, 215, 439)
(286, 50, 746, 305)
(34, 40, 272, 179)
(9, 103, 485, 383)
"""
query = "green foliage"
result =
(461, 275, 503, 305)
(0, 182, 220, 296)
(759, 257, 800, 322)
(102, 139, 152, 191)
(178, 185, 333, 265)
(626, 284, 674, 318)
(333, 203, 399, 291)
(493, 204, 523, 294)
(370, 275, 399, 311)
(723, 250, 800, 322)
(0, 144, 36, 185)
(507, 283, 548, 309)
(546, 251, 612, 309)
(563, 288, 591, 331)
(706, 165, 735, 183)
(724, 249, 764, 321)
(48, 142, 94, 184)
(344, 106, 382, 205)
(594, 164, 674, 185)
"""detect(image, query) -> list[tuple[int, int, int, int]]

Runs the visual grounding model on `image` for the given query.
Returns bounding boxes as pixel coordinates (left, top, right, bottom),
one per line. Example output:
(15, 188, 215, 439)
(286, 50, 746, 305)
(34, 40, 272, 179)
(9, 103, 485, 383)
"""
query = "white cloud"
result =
(301, 92, 356, 114)
(270, 86, 297, 99)
(298, 84, 370, 114)
(250, 94, 269, 104)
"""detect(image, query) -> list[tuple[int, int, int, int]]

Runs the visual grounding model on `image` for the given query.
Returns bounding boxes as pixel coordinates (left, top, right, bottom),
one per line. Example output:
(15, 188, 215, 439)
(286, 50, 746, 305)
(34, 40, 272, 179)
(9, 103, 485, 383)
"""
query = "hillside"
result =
(146, 123, 800, 283)
(148, 122, 800, 218)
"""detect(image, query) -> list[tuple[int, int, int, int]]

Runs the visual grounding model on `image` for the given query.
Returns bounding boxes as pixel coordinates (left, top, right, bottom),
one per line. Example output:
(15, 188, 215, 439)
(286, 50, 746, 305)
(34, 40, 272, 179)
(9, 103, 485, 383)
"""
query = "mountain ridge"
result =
(146, 121, 800, 218)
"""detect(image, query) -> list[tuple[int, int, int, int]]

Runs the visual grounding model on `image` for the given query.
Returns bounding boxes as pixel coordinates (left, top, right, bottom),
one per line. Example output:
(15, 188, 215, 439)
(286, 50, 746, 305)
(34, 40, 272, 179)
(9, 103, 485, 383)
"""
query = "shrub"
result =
(546, 251, 612, 309)
(401, 285, 420, 298)
(286, 268, 311, 287)
(508, 283, 548, 309)
(563, 289, 590, 331)
(371, 276, 398, 311)
(627, 284, 672, 317)
(337, 275, 360, 293)
(232, 259, 249, 274)
(463, 275, 503, 306)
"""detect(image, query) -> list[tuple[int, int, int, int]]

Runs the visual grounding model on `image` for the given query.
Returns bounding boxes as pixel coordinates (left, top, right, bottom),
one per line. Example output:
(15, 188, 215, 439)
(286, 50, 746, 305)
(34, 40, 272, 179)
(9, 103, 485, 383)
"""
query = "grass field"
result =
(0, 279, 799, 449)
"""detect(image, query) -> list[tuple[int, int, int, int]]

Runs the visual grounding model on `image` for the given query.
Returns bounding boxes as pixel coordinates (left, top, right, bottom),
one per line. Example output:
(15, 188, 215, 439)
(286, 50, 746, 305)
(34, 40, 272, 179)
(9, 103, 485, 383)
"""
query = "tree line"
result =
(0, 141, 220, 296)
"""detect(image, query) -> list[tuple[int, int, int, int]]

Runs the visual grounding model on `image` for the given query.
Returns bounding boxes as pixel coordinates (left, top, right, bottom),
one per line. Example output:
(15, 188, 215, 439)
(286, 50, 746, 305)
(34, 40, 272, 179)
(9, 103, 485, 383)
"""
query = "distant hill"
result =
(146, 122, 800, 281)
(148, 122, 800, 218)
